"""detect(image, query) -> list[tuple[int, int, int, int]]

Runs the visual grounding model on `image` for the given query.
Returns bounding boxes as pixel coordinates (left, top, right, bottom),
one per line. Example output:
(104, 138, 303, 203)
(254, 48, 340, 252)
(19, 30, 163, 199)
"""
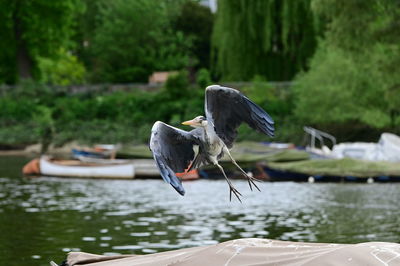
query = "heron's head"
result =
(182, 116, 208, 128)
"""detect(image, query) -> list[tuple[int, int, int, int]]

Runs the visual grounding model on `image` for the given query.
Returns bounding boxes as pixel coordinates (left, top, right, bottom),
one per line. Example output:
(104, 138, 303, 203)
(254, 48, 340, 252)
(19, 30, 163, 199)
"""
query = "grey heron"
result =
(150, 85, 274, 201)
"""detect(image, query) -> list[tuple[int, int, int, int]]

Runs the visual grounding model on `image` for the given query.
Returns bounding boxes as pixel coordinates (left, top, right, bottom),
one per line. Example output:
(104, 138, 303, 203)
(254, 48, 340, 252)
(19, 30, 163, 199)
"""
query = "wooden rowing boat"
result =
(22, 156, 199, 180)
(23, 156, 135, 179)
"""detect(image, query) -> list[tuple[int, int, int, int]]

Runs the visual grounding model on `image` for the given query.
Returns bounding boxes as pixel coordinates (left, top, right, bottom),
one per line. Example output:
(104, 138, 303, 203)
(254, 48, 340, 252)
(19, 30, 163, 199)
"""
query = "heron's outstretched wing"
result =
(150, 121, 199, 195)
(205, 85, 274, 148)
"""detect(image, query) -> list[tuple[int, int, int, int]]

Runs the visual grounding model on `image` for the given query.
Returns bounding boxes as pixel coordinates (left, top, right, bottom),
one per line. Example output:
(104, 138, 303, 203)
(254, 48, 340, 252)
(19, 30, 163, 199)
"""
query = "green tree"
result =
(212, 0, 319, 81)
(90, 0, 192, 83)
(294, 0, 400, 133)
(72, 0, 104, 71)
(0, 0, 83, 83)
(174, 1, 214, 70)
(196, 68, 212, 88)
(38, 48, 86, 85)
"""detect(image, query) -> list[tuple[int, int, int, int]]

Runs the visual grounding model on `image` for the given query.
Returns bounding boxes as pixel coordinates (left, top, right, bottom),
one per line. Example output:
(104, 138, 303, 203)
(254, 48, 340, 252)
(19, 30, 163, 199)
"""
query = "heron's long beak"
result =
(182, 119, 196, 126)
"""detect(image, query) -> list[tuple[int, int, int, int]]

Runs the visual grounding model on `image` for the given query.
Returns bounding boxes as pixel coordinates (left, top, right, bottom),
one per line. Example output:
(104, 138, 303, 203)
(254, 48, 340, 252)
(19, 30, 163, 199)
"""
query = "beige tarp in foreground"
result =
(64, 238, 400, 266)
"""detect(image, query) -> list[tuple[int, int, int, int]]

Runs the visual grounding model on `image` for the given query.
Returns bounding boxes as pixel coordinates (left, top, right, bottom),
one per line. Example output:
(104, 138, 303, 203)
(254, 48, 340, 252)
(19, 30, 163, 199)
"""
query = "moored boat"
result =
(23, 156, 135, 179)
(261, 158, 400, 182)
(71, 144, 117, 159)
(77, 156, 131, 165)
(22, 156, 199, 180)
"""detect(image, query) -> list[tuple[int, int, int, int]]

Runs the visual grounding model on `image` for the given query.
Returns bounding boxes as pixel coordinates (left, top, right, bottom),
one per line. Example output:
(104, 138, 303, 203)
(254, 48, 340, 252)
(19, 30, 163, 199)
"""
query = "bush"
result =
(293, 42, 395, 130)
(196, 68, 212, 88)
(242, 77, 294, 123)
(0, 98, 37, 124)
(164, 70, 189, 98)
(0, 80, 302, 147)
(38, 48, 86, 85)
(0, 123, 41, 146)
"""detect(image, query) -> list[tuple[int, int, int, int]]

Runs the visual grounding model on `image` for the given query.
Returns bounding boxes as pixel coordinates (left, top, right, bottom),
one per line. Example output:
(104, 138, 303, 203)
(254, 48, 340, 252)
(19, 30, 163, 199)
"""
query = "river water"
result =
(0, 156, 399, 266)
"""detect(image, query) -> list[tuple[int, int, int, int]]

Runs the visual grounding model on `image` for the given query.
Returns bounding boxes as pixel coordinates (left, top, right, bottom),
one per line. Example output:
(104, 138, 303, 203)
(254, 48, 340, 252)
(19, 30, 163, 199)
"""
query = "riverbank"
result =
(0, 150, 30, 156)
(0, 142, 89, 157)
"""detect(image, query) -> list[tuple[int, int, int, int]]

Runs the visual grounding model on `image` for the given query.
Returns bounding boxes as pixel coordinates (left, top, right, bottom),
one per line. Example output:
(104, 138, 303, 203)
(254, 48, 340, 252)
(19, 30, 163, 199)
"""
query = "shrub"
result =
(196, 68, 212, 88)
(164, 70, 189, 98)
(38, 48, 86, 85)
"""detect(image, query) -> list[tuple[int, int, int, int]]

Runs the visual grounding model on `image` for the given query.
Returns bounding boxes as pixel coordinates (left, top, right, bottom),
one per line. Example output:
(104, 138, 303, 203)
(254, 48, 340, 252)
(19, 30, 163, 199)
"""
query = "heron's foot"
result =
(228, 184, 242, 203)
(243, 172, 261, 192)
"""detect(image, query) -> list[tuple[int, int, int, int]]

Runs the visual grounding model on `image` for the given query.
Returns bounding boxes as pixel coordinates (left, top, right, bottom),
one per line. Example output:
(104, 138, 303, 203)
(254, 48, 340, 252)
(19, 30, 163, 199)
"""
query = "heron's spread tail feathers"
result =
(154, 156, 185, 196)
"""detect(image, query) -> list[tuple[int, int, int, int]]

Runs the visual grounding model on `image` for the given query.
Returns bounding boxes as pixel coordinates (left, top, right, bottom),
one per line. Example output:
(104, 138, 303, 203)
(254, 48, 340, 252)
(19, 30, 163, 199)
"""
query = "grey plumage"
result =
(205, 85, 274, 148)
(150, 85, 275, 200)
(150, 122, 200, 195)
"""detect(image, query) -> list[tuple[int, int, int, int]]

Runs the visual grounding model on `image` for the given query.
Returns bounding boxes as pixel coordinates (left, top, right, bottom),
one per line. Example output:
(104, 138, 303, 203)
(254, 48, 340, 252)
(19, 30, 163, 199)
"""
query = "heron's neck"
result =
(203, 121, 218, 144)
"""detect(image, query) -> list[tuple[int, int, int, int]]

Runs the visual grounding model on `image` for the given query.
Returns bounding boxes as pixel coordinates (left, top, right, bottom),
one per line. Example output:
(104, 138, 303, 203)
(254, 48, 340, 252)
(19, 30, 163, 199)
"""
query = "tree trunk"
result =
(16, 41, 32, 80)
(13, 2, 32, 80)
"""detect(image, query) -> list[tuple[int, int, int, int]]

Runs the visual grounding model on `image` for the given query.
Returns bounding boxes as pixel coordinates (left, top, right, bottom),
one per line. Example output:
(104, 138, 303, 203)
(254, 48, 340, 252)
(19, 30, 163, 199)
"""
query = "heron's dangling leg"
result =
(215, 163, 242, 202)
(224, 148, 261, 192)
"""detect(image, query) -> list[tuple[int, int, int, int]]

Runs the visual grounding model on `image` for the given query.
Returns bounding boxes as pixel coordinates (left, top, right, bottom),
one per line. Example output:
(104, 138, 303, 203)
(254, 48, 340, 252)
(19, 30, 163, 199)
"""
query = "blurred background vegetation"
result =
(0, 0, 399, 149)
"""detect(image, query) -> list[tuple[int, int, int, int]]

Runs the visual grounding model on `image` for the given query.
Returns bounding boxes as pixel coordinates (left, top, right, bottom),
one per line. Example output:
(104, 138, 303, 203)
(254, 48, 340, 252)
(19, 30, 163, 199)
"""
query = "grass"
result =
(268, 158, 400, 177)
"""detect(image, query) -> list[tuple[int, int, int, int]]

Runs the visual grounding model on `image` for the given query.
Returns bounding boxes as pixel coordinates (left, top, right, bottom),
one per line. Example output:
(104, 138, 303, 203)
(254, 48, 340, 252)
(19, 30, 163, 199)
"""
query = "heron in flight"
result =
(150, 85, 274, 201)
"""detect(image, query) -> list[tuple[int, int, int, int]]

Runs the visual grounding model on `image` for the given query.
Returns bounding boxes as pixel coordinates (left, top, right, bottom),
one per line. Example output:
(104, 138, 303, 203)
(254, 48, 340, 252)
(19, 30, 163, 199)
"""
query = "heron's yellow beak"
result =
(182, 119, 196, 126)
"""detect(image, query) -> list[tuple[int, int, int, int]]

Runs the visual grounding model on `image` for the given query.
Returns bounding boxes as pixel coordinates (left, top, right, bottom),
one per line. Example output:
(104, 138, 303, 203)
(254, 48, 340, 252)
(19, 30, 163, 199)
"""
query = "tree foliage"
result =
(212, 0, 319, 81)
(38, 48, 86, 85)
(294, 0, 400, 131)
(0, 0, 83, 83)
(173, 1, 214, 70)
(89, 0, 192, 83)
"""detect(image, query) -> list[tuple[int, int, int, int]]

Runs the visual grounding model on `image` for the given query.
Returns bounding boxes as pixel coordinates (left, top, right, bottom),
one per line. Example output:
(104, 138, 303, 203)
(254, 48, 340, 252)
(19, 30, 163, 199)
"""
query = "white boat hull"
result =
(331, 133, 400, 162)
(40, 157, 135, 179)
(77, 156, 160, 176)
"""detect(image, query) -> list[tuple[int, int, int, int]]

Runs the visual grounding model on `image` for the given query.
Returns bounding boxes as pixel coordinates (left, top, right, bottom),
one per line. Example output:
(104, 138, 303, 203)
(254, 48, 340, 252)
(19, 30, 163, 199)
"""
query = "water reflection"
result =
(0, 156, 399, 266)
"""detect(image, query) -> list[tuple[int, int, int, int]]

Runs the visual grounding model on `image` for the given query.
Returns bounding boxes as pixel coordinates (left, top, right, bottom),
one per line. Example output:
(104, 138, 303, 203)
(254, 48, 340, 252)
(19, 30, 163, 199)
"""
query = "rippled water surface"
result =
(0, 156, 399, 266)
